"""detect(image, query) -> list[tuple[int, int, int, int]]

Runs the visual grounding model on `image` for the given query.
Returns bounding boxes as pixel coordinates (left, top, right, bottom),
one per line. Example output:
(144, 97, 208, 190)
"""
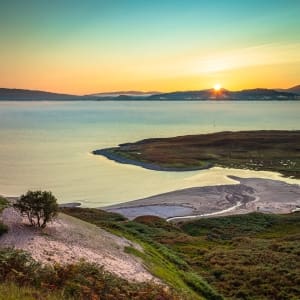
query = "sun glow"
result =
(214, 83, 221, 91)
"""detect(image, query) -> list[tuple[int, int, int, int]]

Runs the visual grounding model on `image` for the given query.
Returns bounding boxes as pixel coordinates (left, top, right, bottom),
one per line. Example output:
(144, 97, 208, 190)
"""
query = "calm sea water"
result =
(0, 101, 299, 207)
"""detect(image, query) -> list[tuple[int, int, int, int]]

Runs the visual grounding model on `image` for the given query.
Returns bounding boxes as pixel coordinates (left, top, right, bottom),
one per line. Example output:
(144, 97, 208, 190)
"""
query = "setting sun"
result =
(214, 83, 221, 91)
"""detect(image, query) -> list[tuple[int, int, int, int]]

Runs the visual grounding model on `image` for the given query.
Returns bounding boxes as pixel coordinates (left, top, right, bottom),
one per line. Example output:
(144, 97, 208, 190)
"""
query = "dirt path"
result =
(0, 207, 155, 282)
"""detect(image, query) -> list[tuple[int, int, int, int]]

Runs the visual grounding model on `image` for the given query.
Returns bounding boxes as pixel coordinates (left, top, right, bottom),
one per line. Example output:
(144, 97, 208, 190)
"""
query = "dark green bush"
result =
(14, 191, 59, 228)
(0, 223, 8, 236)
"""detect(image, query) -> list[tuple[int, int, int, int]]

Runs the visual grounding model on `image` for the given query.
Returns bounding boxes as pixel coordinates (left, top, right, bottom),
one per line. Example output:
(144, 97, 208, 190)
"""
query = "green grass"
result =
(0, 282, 67, 300)
(60, 208, 222, 299)
(176, 212, 300, 299)
(62, 208, 300, 300)
(180, 212, 283, 239)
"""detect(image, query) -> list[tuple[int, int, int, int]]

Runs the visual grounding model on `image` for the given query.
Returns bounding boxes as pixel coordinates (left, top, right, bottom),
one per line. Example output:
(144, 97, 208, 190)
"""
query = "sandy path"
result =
(0, 207, 155, 282)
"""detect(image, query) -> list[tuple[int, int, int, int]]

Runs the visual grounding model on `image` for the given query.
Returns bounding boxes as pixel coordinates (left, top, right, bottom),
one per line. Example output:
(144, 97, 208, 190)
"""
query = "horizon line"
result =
(1, 84, 299, 96)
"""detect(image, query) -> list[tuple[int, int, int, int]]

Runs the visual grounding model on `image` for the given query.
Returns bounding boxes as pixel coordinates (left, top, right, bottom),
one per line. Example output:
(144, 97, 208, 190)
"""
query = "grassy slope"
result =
(61, 208, 222, 300)
(96, 130, 300, 178)
(62, 208, 300, 300)
(0, 200, 183, 300)
(179, 213, 300, 299)
(0, 282, 66, 300)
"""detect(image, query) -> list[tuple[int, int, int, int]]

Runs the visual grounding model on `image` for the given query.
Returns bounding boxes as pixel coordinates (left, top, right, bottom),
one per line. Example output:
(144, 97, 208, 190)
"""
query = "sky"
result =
(0, 0, 300, 94)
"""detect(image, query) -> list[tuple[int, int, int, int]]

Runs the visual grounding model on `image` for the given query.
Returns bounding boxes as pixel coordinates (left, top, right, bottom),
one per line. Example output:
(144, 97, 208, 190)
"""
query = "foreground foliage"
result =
(62, 208, 300, 300)
(0, 196, 8, 236)
(0, 248, 182, 300)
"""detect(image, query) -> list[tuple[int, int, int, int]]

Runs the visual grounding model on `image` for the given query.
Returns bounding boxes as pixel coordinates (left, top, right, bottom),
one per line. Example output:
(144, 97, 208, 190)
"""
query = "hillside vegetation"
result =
(0, 248, 182, 300)
(1, 197, 299, 299)
(62, 208, 300, 300)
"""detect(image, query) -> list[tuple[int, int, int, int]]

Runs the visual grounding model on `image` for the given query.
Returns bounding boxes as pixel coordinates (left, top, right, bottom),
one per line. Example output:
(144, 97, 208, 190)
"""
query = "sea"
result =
(0, 101, 299, 207)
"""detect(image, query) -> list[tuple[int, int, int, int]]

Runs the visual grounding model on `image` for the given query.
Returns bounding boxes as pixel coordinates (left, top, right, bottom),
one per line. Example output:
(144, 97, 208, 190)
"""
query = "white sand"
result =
(0, 207, 155, 282)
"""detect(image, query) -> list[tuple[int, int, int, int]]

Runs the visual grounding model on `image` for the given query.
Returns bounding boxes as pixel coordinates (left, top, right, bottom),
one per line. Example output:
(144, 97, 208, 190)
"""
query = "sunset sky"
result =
(1, 0, 300, 94)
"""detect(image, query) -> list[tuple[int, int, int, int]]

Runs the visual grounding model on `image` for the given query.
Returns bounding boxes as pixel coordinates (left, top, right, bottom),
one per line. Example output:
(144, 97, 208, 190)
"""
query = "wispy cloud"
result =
(189, 43, 300, 74)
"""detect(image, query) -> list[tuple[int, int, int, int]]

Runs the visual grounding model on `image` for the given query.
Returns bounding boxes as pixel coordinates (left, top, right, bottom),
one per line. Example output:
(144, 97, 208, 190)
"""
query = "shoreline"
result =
(166, 200, 244, 222)
(3, 176, 300, 221)
(92, 148, 213, 172)
(92, 130, 300, 178)
(103, 176, 300, 221)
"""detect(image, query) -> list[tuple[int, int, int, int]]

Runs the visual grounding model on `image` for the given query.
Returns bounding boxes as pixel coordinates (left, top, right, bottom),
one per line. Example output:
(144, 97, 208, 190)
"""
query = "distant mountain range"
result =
(1, 86, 300, 101)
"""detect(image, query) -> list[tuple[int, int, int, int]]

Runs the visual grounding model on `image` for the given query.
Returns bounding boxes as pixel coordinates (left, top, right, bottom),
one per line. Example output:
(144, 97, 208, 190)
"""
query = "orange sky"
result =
(1, 1, 300, 95)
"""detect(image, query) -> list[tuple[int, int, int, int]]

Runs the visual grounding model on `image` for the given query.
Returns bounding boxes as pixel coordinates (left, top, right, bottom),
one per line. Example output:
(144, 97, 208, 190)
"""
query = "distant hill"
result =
(278, 85, 300, 95)
(0, 88, 87, 101)
(148, 88, 300, 101)
(87, 91, 160, 97)
(1, 87, 299, 101)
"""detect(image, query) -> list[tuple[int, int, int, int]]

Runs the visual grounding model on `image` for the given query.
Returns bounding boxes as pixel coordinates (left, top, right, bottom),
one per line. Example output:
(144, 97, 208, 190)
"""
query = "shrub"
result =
(0, 224, 8, 237)
(0, 196, 8, 212)
(0, 248, 183, 300)
(14, 191, 58, 228)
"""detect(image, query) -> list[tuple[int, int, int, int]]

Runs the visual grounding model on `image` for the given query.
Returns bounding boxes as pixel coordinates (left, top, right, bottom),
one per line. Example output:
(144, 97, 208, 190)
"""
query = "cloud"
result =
(190, 43, 300, 74)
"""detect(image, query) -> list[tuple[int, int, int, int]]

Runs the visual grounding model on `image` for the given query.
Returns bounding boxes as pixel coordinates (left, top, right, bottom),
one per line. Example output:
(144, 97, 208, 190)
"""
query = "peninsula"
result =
(93, 130, 300, 178)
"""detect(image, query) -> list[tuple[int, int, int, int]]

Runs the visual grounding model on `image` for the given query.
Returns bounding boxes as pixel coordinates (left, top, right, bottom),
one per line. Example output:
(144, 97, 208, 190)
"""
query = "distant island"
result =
(93, 130, 300, 178)
(1, 85, 300, 101)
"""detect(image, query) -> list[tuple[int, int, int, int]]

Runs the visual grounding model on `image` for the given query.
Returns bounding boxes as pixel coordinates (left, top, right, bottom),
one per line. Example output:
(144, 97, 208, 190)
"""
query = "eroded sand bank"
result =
(103, 176, 300, 220)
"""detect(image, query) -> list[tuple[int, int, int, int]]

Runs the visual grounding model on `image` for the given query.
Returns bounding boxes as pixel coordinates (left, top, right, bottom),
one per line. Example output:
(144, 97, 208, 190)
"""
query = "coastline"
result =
(92, 130, 300, 178)
(92, 148, 213, 172)
(102, 176, 300, 221)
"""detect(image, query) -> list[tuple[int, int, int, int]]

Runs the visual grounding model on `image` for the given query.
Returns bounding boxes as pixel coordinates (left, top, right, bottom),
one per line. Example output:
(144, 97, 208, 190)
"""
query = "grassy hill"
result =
(61, 208, 300, 300)
(1, 197, 299, 299)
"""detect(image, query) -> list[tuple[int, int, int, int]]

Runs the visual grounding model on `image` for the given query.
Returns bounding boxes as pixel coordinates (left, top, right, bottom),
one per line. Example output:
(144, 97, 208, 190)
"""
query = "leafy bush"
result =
(0, 223, 8, 237)
(14, 191, 58, 228)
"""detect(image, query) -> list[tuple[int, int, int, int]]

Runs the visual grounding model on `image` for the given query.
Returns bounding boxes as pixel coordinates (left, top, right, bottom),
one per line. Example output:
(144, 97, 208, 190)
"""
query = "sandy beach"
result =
(103, 176, 300, 220)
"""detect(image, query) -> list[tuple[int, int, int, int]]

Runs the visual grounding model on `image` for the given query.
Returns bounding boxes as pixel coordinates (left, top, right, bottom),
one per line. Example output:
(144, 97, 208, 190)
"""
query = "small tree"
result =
(14, 190, 59, 228)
